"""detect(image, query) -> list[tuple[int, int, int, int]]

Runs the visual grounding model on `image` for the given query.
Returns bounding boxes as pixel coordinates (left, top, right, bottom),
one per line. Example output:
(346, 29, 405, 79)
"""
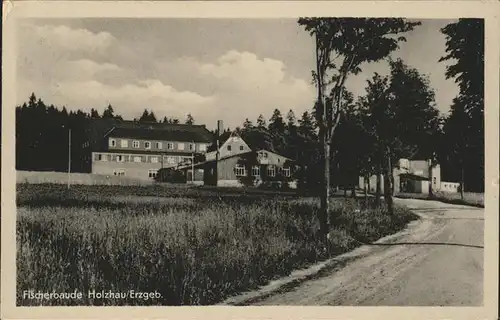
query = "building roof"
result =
(174, 151, 253, 170)
(90, 149, 197, 156)
(107, 126, 213, 143)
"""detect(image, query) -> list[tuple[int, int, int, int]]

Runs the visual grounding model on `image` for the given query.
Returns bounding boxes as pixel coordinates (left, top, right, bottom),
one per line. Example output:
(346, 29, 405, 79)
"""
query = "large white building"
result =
(359, 158, 460, 194)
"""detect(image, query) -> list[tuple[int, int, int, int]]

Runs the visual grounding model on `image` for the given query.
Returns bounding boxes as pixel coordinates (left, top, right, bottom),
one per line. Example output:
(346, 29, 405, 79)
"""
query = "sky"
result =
(16, 18, 459, 130)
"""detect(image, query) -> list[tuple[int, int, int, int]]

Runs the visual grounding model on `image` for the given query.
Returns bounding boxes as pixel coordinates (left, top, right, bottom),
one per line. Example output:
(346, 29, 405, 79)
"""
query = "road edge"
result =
(219, 208, 431, 306)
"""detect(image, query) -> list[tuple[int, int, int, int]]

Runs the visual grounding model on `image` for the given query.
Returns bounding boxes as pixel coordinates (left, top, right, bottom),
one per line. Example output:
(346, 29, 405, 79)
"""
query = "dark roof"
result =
(176, 151, 253, 170)
(107, 124, 213, 143)
(90, 149, 197, 156)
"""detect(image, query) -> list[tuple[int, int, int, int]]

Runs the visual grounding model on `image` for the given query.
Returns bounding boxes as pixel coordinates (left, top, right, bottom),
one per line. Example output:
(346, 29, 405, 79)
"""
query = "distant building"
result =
(358, 158, 460, 194)
(81, 119, 213, 180)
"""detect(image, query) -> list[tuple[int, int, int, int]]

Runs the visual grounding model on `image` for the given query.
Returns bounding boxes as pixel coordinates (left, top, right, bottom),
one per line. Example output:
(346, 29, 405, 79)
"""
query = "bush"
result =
(154, 168, 187, 183)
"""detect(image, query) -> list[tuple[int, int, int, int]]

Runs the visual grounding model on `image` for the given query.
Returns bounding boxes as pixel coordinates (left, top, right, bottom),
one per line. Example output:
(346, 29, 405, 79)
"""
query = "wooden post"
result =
(191, 141, 195, 184)
(68, 129, 71, 190)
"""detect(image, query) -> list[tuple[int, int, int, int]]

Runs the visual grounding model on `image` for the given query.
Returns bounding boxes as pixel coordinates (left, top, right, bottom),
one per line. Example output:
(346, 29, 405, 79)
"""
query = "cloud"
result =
(17, 22, 315, 128)
(38, 79, 215, 120)
(30, 24, 117, 53)
(53, 59, 123, 81)
(195, 50, 316, 127)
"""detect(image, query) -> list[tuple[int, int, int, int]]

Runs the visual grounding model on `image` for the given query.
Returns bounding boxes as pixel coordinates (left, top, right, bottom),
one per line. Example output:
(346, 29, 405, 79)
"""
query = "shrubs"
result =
(155, 168, 187, 183)
(396, 191, 484, 208)
(17, 184, 418, 306)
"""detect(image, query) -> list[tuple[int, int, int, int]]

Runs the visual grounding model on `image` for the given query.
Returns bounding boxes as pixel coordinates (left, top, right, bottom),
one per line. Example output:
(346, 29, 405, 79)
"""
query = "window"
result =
(227, 145, 232, 151)
(240, 145, 244, 151)
(109, 139, 116, 147)
(282, 167, 291, 177)
(166, 156, 176, 164)
(267, 165, 276, 177)
(151, 156, 158, 163)
(116, 155, 124, 162)
(189, 143, 195, 151)
(178, 143, 185, 150)
(199, 144, 206, 152)
(155, 142, 162, 149)
(132, 141, 140, 148)
(133, 156, 142, 163)
(167, 142, 174, 150)
(120, 140, 128, 148)
(113, 169, 125, 176)
(252, 165, 260, 177)
(148, 169, 158, 178)
(97, 154, 103, 161)
(145, 142, 151, 149)
(433, 177, 436, 184)
(263, 152, 268, 158)
(235, 164, 246, 177)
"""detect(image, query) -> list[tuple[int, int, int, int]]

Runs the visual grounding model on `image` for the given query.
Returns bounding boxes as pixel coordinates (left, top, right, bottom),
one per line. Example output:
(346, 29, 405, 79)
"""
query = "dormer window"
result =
(189, 143, 195, 151)
(132, 141, 140, 148)
(155, 142, 162, 149)
(145, 141, 151, 150)
(109, 139, 116, 147)
(167, 143, 174, 150)
(199, 144, 206, 152)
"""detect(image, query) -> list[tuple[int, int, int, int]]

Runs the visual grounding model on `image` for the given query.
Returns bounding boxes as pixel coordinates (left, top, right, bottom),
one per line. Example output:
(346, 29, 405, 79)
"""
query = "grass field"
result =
(396, 191, 484, 208)
(17, 183, 418, 306)
(16, 170, 154, 186)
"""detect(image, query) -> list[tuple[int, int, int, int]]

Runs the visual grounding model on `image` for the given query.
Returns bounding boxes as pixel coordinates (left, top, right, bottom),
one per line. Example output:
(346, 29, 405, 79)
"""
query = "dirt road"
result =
(234, 198, 484, 306)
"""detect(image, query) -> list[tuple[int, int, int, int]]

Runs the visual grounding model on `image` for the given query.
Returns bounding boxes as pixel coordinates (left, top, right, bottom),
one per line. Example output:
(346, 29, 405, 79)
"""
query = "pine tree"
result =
(256, 114, 266, 129)
(102, 104, 115, 119)
(185, 113, 195, 125)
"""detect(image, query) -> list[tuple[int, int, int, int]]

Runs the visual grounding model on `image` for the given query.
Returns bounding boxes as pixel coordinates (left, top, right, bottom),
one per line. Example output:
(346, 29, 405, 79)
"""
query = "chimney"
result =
(217, 120, 224, 136)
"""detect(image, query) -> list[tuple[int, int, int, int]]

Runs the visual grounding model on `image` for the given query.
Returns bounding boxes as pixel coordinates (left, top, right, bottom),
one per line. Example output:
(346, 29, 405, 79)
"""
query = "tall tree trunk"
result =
(384, 148, 394, 215)
(428, 159, 434, 197)
(319, 129, 330, 238)
(460, 162, 465, 200)
(391, 169, 396, 197)
(363, 176, 368, 200)
(375, 164, 382, 207)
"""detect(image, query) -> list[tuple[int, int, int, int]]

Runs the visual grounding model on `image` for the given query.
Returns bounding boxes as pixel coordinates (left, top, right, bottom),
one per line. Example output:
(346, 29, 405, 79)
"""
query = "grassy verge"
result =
(395, 191, 484, 208)
(17, 184, 418, 306)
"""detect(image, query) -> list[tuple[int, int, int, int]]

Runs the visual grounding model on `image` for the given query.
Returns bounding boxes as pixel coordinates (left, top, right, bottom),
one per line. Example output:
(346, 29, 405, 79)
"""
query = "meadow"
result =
(17, 183, 418, 306)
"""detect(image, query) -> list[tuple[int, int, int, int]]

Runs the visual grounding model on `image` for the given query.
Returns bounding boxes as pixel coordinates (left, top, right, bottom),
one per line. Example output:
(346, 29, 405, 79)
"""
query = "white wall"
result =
(440, 181, 460, 193)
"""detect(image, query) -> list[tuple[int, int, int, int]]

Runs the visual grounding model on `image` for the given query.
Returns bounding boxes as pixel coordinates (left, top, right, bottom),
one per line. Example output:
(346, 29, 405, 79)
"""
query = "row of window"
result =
(96, 153, 193, 165)
(109, 138, 206, 152)
(235, 164, 291, 178)
(112, 169, 159, 178)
